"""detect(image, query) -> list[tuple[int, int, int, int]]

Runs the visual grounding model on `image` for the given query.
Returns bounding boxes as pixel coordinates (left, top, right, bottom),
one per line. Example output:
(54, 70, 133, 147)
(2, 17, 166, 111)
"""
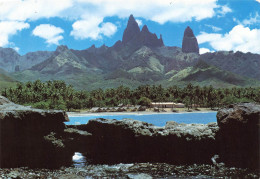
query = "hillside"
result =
(200, 51, 260, 81)
(166, 60, 260, 88)
(0, 69, 17, 90)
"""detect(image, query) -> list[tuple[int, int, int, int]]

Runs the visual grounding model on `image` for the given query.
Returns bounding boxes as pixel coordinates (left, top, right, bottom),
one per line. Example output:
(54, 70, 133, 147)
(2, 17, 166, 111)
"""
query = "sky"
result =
(0, 0, 259, 55)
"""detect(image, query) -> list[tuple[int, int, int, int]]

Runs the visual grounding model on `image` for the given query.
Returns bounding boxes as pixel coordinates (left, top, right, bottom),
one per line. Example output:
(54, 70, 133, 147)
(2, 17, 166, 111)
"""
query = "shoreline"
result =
(67, 109, 217, 117)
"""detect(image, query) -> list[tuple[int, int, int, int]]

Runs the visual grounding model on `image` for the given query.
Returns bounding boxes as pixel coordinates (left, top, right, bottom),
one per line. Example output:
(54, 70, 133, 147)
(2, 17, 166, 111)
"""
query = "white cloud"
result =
(32, 24, 64, 45)
(197, 25, 260, 54)
(233, 12, 260, 26)
(205, 24, 222, 32)
(0, 0, 72, 21)
(0, 21, 30, 47)
(256, 0, 260, 3)
(242, 12, 260, 26)
(200, 48, 214, 54)
(136, 19, 143, 26)
(70, 16, 117, 40)
(0, 0, 231, 41)
(216, 5, 232, 17)
(101, 22, 117, 37)
(0, 0, 227, 24)
(70, 0, 229, 39)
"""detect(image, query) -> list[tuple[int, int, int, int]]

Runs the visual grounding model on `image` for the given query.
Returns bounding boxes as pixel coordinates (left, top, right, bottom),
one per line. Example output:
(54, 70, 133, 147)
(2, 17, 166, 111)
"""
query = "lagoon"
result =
(66, 112, 217, 126)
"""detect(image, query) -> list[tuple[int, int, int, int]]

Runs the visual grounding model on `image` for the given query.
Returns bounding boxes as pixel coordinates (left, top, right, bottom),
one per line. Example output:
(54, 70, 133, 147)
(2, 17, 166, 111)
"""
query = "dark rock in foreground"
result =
(217, 103, 260, 169)
(78, 118, 219, 164)
(0, 96, 72, 168)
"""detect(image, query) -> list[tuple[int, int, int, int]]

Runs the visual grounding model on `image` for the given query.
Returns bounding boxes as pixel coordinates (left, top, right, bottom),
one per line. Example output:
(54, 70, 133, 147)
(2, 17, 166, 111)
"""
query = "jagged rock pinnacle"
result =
(141, 25, 149, 33)
(122, 14, 140, 44)
(182, 26, 199, 53)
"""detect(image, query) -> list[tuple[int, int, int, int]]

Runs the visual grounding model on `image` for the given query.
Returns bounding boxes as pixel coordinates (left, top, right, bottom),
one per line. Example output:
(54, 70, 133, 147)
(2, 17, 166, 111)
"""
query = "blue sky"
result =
(0, 0, 259, 55)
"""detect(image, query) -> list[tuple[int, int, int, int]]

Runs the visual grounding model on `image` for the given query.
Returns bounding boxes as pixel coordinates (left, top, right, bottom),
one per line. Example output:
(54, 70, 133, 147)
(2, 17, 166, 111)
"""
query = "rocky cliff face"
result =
(72, 118, 219, 164)
(182, 26, 199, 53)
(0, 96, 73, 168)
(217, 103, 260, 169)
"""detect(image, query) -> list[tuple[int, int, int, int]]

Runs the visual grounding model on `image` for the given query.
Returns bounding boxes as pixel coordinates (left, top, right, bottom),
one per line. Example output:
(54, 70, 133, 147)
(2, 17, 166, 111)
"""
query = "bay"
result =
(66, 112, 217, 126)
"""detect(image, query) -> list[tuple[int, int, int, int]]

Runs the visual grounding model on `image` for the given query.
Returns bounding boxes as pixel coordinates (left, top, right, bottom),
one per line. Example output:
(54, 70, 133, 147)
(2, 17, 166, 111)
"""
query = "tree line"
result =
(1, 80, 259, 111)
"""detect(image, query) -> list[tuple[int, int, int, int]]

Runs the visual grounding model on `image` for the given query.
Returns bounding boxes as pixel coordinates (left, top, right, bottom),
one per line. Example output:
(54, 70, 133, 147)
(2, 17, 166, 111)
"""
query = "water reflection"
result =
(72, 152, 87, 167)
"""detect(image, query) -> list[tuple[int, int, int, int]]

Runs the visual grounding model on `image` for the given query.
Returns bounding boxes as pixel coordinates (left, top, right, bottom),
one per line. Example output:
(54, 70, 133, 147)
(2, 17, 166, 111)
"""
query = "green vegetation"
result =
(1, 80, 259, 111)
(0, 69, 17, 90)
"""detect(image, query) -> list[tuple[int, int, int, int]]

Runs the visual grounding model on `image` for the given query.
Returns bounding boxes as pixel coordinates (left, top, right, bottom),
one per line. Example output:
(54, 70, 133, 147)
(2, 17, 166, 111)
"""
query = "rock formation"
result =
(182, 26, 199, 53)
(122, 15, 164, 48)
(75, 118, 219, 164)
(1, 96, 259, 170)
(70, 103, 259, 169)
(0, 96, 72, 168)
(54, 45, 69, 55)
(217, 103, 260, 169)
(138, 25, 164, 47)
(122, 14, 140, 44)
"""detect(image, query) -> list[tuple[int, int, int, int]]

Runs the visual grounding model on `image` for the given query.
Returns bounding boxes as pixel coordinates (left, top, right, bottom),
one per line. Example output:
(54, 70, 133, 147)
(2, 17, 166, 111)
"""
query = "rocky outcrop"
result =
(122, 15, 164, 48)
(217, 103, 260, 169)
(68, 103, 259, 169)
(138, 25, 164, 47)
(77, 118, 218, 164)
(54, 45, 69, 55)
(1, 96, 259, 170)
(0, 96, 73, 168)
(182, 26, 199, 54)
(122, 14, 141, 44)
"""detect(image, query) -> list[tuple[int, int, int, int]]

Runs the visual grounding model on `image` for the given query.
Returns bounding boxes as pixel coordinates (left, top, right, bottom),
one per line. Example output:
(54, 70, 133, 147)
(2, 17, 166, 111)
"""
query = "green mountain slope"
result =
(167, 60, 260, 88)
(0, 68, 17, 90)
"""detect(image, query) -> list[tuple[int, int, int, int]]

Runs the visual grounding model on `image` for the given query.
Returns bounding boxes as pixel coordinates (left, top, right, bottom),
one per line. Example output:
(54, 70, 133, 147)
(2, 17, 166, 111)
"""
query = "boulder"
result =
(182, 26, 199, 54)
(0, 96, 72, 168)
(216, 103, 260, 169)
(80, 118, 218, 164)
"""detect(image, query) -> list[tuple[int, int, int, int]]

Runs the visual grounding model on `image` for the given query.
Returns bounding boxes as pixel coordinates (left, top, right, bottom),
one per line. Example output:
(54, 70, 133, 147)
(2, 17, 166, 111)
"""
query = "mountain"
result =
(167, 60, 260, 88)
(200, 51, 260, 81)
(0, 47, 53, 72)
(0, 47, 20, 72)
(0, 14, 259, 90)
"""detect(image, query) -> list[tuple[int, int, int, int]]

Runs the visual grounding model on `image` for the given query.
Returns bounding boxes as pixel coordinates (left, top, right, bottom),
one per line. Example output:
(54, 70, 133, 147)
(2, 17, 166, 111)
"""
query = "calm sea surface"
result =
(66, 112, 217, 126)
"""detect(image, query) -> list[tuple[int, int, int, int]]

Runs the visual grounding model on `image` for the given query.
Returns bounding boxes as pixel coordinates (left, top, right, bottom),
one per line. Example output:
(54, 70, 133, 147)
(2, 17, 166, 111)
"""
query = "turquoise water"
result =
(66, 112, 217, 126)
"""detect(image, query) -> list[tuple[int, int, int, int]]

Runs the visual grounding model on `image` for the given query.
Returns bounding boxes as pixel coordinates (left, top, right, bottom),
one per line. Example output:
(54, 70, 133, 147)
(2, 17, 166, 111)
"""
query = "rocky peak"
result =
(184, 26, 195, 38)
(87, 45, 96, 53)
(55, 45, 69, 55)
(141, 25, 149, 33)
(112, 40, 123, 50)
(182, 26, 199, 54)
(122, 14, 140, 44)
(139, 25, 164, 47)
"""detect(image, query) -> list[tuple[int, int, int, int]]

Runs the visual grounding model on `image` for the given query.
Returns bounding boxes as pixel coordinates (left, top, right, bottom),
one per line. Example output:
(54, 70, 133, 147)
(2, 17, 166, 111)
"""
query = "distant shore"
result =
(67, 108, 217, 117)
